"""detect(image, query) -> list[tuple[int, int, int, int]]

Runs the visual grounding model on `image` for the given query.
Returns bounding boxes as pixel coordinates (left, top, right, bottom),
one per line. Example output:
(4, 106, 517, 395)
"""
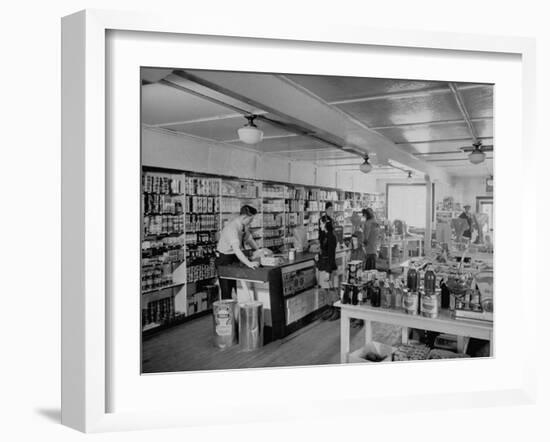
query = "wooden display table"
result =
(335, 301, 493, 363)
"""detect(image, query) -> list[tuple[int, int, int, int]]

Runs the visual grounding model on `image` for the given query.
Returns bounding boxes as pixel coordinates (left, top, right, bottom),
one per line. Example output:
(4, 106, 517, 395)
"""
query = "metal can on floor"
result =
(239, 302, 264, 351)
(212, 299, 238, 349)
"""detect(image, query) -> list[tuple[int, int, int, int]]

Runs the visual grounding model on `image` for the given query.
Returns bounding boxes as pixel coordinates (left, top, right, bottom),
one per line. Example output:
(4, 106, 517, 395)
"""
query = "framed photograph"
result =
(61, 9, 537, 433)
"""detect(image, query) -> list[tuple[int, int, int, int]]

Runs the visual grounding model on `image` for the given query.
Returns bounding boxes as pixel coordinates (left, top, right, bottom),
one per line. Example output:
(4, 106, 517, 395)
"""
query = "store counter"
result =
(217, 250, 348, 344)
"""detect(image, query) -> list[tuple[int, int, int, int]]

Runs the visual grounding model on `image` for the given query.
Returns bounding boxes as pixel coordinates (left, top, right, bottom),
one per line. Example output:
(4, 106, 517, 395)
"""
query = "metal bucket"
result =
(238, 302, 264, 351)
(212, 300, 238, 349)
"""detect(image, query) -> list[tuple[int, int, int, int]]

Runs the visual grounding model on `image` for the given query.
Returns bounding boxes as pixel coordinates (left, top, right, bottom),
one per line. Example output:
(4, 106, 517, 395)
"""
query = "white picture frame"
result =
(61, 9, 537, 433)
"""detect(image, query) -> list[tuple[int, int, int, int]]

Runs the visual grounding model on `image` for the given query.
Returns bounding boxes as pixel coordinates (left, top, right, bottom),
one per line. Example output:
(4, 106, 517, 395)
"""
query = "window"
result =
(387, 184, 427, 228)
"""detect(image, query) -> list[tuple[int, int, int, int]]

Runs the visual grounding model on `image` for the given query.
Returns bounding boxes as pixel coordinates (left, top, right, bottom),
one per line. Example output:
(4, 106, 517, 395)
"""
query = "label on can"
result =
(214, 307, 233, 336)
(404, 293, 418, 315)
(421, 294, 439, 318)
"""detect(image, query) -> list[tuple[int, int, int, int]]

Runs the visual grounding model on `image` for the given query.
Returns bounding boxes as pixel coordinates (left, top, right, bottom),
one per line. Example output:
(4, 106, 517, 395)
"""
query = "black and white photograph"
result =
(140, 68, 494, 373)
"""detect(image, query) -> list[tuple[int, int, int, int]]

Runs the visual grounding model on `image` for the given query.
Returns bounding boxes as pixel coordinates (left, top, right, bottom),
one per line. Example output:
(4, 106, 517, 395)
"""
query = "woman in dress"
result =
(317, 215, 339, 320)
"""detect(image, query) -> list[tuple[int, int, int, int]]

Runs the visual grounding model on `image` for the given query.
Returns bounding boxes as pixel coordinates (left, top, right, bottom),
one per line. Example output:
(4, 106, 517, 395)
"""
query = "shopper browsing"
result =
(215, 205, 260, 299)
(349, 232, 367, 269)
(362, 208, 380, 270)
(458, 204, 473, 240)
(316, 215, 340, 321)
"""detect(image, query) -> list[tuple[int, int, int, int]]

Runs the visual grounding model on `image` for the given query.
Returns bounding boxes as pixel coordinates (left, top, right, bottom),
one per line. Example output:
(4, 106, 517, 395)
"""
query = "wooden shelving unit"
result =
(141, 167, 388, 332)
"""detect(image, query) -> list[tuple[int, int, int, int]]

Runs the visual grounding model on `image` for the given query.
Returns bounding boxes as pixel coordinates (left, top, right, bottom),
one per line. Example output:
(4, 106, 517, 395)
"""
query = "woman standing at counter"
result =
(215, 205, 260, 299)
(317, 215, 339, 321)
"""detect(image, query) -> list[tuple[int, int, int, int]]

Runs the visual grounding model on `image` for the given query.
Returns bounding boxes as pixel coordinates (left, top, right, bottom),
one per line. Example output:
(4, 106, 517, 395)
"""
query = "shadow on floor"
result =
(35, 408, 61, 423)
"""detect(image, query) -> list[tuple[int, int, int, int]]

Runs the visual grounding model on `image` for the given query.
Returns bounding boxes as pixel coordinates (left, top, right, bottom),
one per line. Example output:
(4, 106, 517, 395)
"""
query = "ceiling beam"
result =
(448, 82, 478, 144)
(396, 136, 493, 145)
(370, 116, 492, 131)
(425, 157, 493, 162)
(167, 70, 453, 184)
(327, 84, 489, 106)
(150, 113, 245, 128)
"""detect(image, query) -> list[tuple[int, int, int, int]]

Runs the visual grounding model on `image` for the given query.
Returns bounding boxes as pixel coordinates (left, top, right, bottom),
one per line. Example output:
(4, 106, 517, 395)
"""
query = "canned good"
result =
(212, 300, 238, 349)
(421, 293, 439, 318)
(403, 291, 419, 315)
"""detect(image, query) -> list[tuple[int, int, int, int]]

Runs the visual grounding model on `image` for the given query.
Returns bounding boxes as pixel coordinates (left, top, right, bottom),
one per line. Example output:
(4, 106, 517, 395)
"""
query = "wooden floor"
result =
(142, 314, 402, 373)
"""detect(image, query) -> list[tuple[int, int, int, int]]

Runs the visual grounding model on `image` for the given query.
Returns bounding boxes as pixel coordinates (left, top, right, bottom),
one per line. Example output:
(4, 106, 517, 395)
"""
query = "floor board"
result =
(142, 315, 402, 373)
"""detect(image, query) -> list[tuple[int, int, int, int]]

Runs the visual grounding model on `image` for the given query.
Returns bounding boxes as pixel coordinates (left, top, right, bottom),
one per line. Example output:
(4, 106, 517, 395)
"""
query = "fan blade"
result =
(459, 145, 494, 152)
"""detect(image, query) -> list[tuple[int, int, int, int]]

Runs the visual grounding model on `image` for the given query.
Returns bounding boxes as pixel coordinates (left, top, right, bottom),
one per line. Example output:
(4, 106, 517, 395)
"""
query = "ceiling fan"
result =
(459, 141, 493, 164)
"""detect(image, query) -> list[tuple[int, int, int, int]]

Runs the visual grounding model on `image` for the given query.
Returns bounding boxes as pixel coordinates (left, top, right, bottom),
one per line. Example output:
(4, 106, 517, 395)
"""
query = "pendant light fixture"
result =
(237, 115, 263, 145)
(468, 142, 486, 165)
(359, 155, 373, 174)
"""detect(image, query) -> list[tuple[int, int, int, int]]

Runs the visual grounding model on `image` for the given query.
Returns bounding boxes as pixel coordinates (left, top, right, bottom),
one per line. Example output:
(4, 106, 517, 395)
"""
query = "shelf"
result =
(142, 281, 185, 295)
(221, 195, 259, 199)
(143, 232, 184, 240)
(187, 276, 217, 283)
(186, 194, 219, 197)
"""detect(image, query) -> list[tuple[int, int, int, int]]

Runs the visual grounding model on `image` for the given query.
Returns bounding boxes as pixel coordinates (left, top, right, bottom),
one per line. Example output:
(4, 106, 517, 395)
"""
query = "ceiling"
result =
(141, 68, 493, 180)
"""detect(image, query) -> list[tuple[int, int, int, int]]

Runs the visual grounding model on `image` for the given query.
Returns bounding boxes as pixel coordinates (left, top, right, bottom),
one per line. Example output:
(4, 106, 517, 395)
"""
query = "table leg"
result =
(364, 320, 373, 345)
(340, 311, 351, 363)
(401, 327, 409, 344)
(457, 336, 470, 354)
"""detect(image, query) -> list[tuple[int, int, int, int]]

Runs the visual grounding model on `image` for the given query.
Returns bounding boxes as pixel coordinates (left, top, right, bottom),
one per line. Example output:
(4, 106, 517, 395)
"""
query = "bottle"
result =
(407, 267, 418, 292)
(381, 281, 392, 309)
(440, 280, 450, 309)
(371, 280, 381, 307)
(392, 279, 403, 310)
(351, 285, 359, 305)
(342, 284, 351, 304)
(424, 266, 436, 294)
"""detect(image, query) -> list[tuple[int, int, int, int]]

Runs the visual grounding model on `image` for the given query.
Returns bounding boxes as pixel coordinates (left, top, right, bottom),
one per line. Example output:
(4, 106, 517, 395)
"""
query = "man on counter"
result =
(215, 205, 261, 299)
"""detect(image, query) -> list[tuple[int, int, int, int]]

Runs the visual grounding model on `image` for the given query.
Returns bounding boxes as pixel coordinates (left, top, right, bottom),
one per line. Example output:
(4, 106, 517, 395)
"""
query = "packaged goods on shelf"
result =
(263, 213, 283, 228)
(220, 197, 241, 214)
(186, 261, 217, 283)
(262, 184, 286, 199)
(305, 200, 320, 212)
(143, 193, 184, 215)
(185, 195, 219, 214)
(143, 174, 184, 195)
(221, 180, 258, 198)
(287, 199, 304, 212)
(142, 297, 174, 327)
(287, 186, 306, 200)
(263, 200, 285, 212)
(263, 237, 284, 248)
(143, 214, 185, 236)
(185, 177, 220, 196)
(307, 188, 320, 201)
(319, 190, 338, 201)
(185, 213, 219, 232)
(141, 259, 174, 292)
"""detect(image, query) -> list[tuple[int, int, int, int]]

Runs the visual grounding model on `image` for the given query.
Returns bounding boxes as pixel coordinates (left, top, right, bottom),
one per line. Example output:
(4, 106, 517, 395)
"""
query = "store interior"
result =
(140, 68, 494, 373)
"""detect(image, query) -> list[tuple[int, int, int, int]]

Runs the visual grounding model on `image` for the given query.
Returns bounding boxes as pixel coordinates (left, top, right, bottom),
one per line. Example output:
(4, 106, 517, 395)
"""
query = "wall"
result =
(451, 176, 493, 209)
(142, 127, 378, 192)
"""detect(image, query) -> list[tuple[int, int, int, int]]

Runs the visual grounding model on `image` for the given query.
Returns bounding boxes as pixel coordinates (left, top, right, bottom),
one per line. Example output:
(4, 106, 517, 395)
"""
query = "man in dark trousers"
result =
(215, 205, 260, 299)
